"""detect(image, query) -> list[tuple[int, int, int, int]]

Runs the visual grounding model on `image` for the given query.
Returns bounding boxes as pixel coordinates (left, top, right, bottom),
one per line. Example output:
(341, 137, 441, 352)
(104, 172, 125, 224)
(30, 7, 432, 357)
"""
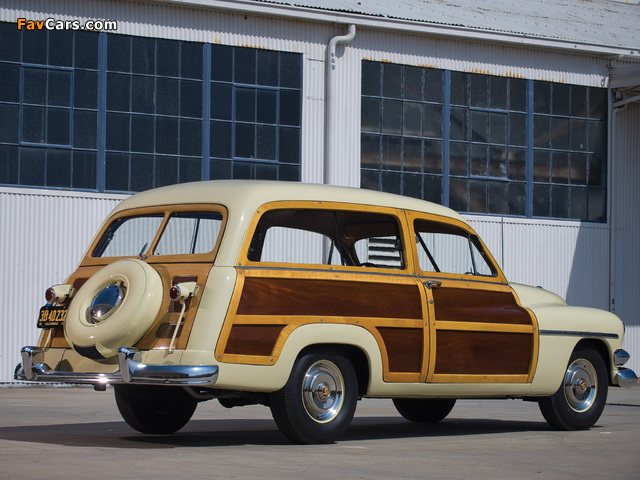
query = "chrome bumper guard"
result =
(614, 368, 638, 388)
(15, 346, 219, 387)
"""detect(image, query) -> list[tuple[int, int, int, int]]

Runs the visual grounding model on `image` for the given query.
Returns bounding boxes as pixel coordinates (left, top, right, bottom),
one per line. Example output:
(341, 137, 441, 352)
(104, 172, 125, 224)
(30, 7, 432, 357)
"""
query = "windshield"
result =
(92, 211, 224, 258)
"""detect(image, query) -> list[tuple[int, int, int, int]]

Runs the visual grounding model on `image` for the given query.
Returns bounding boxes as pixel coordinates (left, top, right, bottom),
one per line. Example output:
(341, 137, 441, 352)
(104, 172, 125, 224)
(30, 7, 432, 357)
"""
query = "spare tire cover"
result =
(65, 259, 163, 359)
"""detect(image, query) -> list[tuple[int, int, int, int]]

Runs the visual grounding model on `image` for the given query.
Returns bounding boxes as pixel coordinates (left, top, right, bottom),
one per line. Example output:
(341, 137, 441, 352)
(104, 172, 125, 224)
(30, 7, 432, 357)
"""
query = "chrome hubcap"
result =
(301, 360, 344, 423)
(88, 283, 124, 324)
(564, 358, 597, 412)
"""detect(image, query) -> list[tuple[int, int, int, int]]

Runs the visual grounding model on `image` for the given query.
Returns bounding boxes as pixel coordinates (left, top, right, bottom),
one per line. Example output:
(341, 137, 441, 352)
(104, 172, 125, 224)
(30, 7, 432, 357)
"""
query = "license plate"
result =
(37, 305, 68, 328)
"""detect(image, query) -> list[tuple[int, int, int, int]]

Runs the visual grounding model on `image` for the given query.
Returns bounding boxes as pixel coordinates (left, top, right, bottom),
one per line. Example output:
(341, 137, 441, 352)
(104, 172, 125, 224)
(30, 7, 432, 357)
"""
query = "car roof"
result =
(112, 180, 466, 222)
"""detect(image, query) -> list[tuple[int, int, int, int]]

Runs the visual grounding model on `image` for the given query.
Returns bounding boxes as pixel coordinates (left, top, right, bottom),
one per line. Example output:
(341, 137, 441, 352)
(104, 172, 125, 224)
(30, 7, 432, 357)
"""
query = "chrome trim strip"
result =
(538, 330, 619, 339)
(16, 346, 218, 387)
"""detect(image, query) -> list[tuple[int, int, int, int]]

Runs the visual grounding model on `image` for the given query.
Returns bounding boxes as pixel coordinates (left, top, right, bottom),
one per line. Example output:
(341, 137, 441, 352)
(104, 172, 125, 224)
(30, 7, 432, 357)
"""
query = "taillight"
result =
(45, 284, 74, 304)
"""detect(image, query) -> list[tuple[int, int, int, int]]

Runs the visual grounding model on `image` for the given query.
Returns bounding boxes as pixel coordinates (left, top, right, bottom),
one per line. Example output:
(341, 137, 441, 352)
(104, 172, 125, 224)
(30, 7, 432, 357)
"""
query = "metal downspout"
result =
(324, 24, 356, 185)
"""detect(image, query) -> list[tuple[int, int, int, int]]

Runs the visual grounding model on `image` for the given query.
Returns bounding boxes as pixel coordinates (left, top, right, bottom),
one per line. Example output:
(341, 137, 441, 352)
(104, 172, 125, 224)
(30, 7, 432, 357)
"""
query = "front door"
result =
(409, 213, 538, 384)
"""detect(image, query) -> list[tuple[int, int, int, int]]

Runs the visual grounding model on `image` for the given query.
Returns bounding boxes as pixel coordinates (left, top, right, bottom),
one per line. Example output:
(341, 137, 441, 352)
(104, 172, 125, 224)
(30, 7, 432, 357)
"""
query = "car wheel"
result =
(114, 385, 197, 434)
(269, 348, 358, 444)
(392, 398, 456, 423)
(538, 346, 608, 430)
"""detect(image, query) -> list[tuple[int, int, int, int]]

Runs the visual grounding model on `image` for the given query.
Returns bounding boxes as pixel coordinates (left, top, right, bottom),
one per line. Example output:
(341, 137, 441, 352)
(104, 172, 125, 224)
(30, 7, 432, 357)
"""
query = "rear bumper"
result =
(15, 346, 219, 387)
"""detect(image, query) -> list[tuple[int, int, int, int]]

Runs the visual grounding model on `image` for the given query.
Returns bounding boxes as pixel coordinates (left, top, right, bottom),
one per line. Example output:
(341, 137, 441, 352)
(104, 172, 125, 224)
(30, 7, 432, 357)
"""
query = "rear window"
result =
(93, 211, 224, 258)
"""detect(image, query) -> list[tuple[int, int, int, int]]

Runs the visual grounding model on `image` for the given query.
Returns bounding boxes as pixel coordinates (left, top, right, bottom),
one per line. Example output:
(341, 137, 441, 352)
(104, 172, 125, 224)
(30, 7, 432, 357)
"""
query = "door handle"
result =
(423, 280, 442, 290)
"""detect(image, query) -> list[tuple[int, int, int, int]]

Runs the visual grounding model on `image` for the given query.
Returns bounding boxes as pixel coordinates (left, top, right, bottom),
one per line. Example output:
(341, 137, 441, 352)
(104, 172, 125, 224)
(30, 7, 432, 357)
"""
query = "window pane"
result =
(588, 188, 606, 221)
(210, 158, 232, 179)
(508, 148, 526, 181)
(361, 97, 381, 132)
(488, 181, 508, 215)
(257, 89, 277, 124)
(130, 114, 154, 153)
(157, 39, 180, 77)
(471, 111, 488, 142)
(403, 66, 422, 101)
(46, 149, 71, 187)
(105, 152, 129, 191)
(280, 90, 300, 126)
(20, 147, 45, 185)
(532, 183, 550, 217)
(74, 31, 99, 69)
(469, 179, 487, 213)
(403, 102, 422, 136)
(381, 135, 401, 171)
(279, 52, 301, 89)
(571, 86, 588, 117)
(73, 110, 97, 149)
(107, 73, 131, 112)
(551, 185, 569, 218)
(382, 63, 402, 98)
(211, 82, 232, 120)
(361, 61, 380, 96)
(489, 113, 506, 144)
(156, 117, 178, 154)
(180, 118, 202, 156)
(449, 177, 468, 211)
(48, 108, 70, 148)
(210, 121, 232, 158)
(131, 75, 155, 113)
(180, 42, 203, 79)
(0, 104, 19, 143)
(423, 69, 443, 103)
(256, 125, 276, 160)
(155, 155, 178, 187)
(0, 21, 21, 62)
(470, 144, 487, 176)
(509, 78, 527, 112)
(533, 115, 550, 148)
(589, 120, 606, 153)
(106, 113, 130, 151)
(74, 70, 98, 109)
(257, 49, 278, 86)
(588, 155, 606, 186)
(570, 186, 588, 220)
(533, 150, 550, 182)
(491, 77, 508, 110)
(22, 29, 47, 64)
(132, 36, 155, 75)
(23, 68, 47, 105)
(107, 35, 130, 72)
(450, 107, 468, 141)
(361, 133, 380, 169)
(234, 48, 255, 84)
(236, 123, 254, 158)
(450, 71, 468, 106)
(236, 87, 255, 122)
(180, 79, 202, 118)
(156, 77, 179, 116)
(570, 119, 588, 151)
(449, 142, 467, 176)
(423, 139, 442, 174)
(403, 173, 422, 198)
(552, 83, 570, 116)
(130, 154, 154, 192)
(470, 75, 488, 108)
(179, 157, 201, 183)
(570, 153, 587, 185)
(533, 81, 550, 114)
(48, 70, 71, 107)
(589, 87, 607, 119)
(211, 44, 232, 82)
(489, 146, 507, 178)
(72, 150, 97, 189)
(423, 104, 442, 138)
(403, 137, 422, 172)
(508, 182, 526, 216)
(0, 63, 19, 102)
(423, 174, 442, 204)
(381, 171, 401, 194)
(508, 113, 526, 146)
(551, 117, 570, 150)
(279, 127, 300, 164)
(22, 106, 46, 143)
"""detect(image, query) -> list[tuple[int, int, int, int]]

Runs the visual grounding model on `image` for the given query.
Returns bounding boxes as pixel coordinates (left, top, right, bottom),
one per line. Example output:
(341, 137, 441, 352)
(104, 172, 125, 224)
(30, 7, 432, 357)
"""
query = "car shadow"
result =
(0, 416, 553, 449)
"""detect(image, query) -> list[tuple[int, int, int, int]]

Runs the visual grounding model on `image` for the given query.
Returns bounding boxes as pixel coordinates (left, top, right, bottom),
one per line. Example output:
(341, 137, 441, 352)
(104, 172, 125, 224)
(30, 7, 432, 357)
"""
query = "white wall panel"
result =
(0, 189, 126, 383)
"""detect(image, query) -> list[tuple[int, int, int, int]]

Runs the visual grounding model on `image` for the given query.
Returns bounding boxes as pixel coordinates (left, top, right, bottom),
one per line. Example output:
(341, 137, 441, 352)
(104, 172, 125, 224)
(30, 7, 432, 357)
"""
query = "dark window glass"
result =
(105, 152, 129, 191)
(403, 137, 422, 172)
(23, 68, 47, 105)
(571, 86, 588, 117)
(235, 123, 255, 158)
(508, 182, 526, 216)
(130, 115, 154, 153)
(257, 50, 278, 86)
(450, 71, 467, 106)
(180, 157, 201, 183)
(180, 79, 202, 118)
(570, 119, 588, 151)
(533, 81, 550, 114)
(211, 82, 232, 120)
(509, 78, 527, 112)
(449, 142, 467, 176)
(22, 106, 46, 143)
(235, 48, 255, 84)
(0, 21, 21, 62)
(211, 121, 232, 158)
(470, 75, 488, 108)
(156, 77, 179, 116)
(0, 63, 20, 102)
(509, 113, 526, 146)
(551, 117, 570, 150)
(589, 87, 607, 118)
(0, 145, 19, 184)
(280, 52, 301, 89)
(132, 36, 155, 75)
(106, 112, 130, 151)
(210, 158, 232, 179)
(20, 147, 46, 185)
(0, 104, 19, 143)
(361, 97, 381, 132)
(107, 73, 131, 112)
(46, 149, 71, 187)
(361, 134, 380, 170)
(488, 181, 508, 215)
(108, 35, 130, 72)
(449, 177, 468, 211)
(551, 152, 569, 184)
(423, 174, 442, 204)
(423, 104, 442, 138)
(279, 127, 300, 164)
(533, 150, 550, 182)
(382, 99, 402, 135)
(570, 186, 588, 219)
(257, 89, 277, 124)
(423, 139, 442, 174)
(382, 63, 402, 99)
(256, 125, 276, 160)
(211, 44, 233, 82)
(381, 135, 401, 171)
(72, 150, 97, 189)
(403, 66, 422, 101)
(180, 42, 202, 79)
(236, 87, 255, 122)
(130, 154, 154, 191)
(403, 102, 422, 136)
(156, 116, 178, 154)
(179, 118, 202, 156)
(423, 69, 443, 103)
(280, 89, 300, 126)
(491, 77, 508, 110)
(157, 39, 180, 77)
(74, 31, 98, 69)
(131, 75, 155, 114)
(551, 185, 569, 218)
(49, 31, 73, 67)
(74, 70, 98, 109)
(532, 183, 550, 217)
(508, 148, 526, 181)
(553, 83, 570, 116)
(22, 29, 47, 64)
(570, 153, 587, 185)
(73, 110, 97, 149)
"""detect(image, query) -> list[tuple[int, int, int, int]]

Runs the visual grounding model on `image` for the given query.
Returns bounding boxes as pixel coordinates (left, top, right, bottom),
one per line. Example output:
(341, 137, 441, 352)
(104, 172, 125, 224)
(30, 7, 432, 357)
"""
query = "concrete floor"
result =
(0, 384, 638, 480)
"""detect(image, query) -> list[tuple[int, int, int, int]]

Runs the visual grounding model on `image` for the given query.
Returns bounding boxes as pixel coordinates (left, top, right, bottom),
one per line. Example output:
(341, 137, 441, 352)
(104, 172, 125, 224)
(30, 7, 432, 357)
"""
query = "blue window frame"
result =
(361, 60, 608, 222)
(0, 21, 302, 193)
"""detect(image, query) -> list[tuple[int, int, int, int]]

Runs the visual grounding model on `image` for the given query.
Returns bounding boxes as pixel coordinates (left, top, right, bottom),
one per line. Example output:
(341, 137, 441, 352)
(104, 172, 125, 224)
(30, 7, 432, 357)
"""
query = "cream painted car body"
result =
(17, 180, 636, 442)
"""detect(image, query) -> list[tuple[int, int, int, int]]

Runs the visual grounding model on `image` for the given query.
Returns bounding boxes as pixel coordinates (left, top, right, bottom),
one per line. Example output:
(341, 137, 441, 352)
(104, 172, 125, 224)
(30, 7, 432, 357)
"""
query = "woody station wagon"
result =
(16, 180, 637, 443)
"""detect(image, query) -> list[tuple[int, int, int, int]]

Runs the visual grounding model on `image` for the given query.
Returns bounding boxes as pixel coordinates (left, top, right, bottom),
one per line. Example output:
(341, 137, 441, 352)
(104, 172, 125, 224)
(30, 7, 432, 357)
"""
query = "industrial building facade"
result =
(1, 0, 639, 381)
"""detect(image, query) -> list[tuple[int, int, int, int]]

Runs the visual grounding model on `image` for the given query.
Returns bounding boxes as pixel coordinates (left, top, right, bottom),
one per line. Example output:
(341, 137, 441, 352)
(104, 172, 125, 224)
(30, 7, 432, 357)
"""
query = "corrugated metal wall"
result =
(611, 102, 640, 374)
(0, 189, 126, 382)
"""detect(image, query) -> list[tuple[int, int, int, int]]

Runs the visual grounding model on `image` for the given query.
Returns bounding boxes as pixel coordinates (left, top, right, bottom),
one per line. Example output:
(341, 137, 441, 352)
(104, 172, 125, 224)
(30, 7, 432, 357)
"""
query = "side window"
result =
(93, 216, 163, 257)
(247, 208, 405, 269)
(414, 219, 495, 276)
